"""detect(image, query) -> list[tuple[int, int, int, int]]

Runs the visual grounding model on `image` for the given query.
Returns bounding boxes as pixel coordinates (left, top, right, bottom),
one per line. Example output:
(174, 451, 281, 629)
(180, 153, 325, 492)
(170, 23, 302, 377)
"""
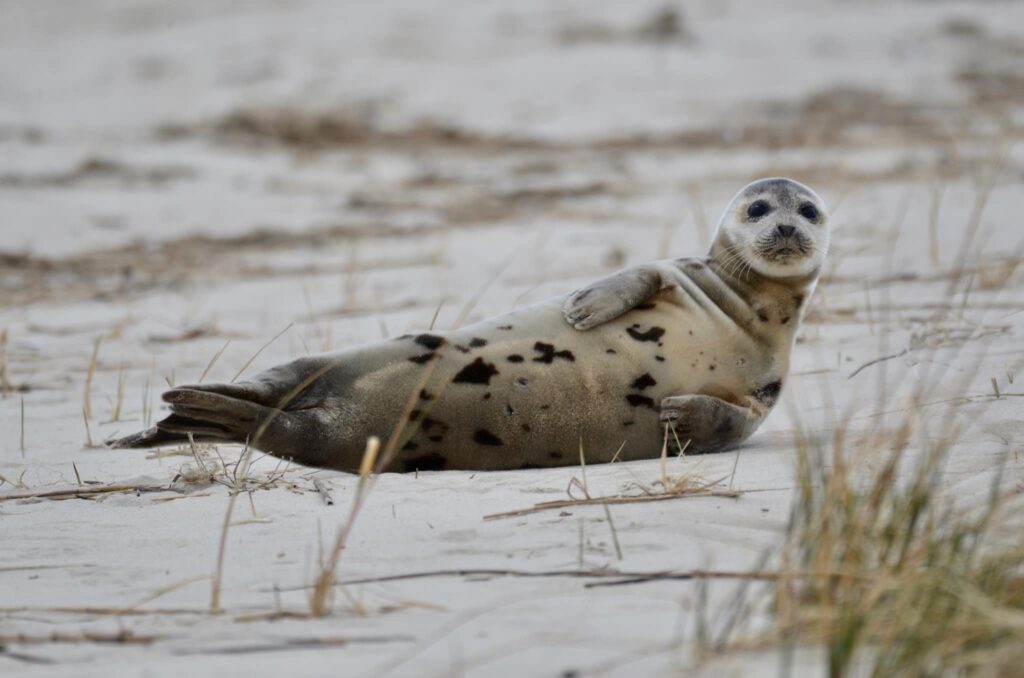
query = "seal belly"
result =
(361, 297, 706, 470)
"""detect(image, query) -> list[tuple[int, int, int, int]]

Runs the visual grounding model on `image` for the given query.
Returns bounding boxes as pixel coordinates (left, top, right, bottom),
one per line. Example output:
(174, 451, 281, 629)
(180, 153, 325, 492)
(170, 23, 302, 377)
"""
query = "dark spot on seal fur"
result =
(402, 440, 418, 451)
(473, 429, 504, 446)
(781, 316, 790, 325)
(655, 356, 665, 362)
(428, 435, 443, 442)
(419, 389, 434, 401)
(606, 348, 617, 354)
(548, 451, 562, 459)
(453, 357, 499, 385)
(758, 312, 769, 322)
(793, 294, 804, 308)
(415, 334, 445, 350)
(636, 302, 656, 310)
(519, 463, 542, 470)
(626, 326, 665, 342)
(469, 337, 488, 348)
(421, 417, 449, 436)
(752, 380, 782, 406)
(540, 404, 550, 410)
(408, 353, 437, 364)
(533, 342, 575, 364)
(631, 373, 657, 390)
(622, 421, 634, 427)
(516, 377, 529, 386)
(403, 453, 447, 472)
(507, 354, 524, 363)
(410, 409, 423, 420)
(454, 345, 470, 353)
(522, 424, 532, 432)
(483, 392, 492, 400)
(715, 419, 734, 435)
(625, 394, 657, 410)
(709, 364, 716, 371)
(498, 325, 513, 330)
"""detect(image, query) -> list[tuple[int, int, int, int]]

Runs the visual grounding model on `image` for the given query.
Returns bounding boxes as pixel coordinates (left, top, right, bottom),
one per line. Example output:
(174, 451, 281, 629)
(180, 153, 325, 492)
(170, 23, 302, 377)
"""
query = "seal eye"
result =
(799, 203, 819, 221)
(746, 200, 769, 219)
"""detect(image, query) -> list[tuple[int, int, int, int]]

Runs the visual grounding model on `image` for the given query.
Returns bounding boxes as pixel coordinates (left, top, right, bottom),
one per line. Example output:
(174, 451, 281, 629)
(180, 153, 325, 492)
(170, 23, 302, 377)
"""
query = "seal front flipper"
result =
(563, 261, 684, 330)
(659, 394, 766, 454)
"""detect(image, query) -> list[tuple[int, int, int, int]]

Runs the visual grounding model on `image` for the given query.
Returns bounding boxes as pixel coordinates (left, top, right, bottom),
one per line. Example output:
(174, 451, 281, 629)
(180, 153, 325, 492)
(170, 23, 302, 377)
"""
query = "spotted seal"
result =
(111, 177, 829, 472)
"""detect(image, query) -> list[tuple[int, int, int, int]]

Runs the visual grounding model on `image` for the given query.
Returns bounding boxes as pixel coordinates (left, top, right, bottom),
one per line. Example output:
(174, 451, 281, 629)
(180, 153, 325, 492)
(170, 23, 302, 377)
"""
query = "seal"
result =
(111, 177, 829, 472)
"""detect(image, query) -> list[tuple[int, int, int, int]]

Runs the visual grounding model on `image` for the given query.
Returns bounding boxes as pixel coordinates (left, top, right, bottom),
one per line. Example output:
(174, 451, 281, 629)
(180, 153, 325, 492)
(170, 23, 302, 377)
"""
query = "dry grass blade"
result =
(231, 324, 292, 383)
(0, 631, 159, 646)
(108, 362, 126, 422)
(0, 482, 172, 502)
(323, 568, 786, 588)
(211, 440, 254, 611)
(82, 336, 102, 420)
(142, 360, 154, 427)
(199, 339, 232, 383)
(81, 405, 94, 448)
(0, 328, 10, 394)
(483, 482, 740, 521)
(602, 503, 623, 560)
(451, 249, 518, 329)
(308, 437, 380, 617)
(847, 348, 909, 379)
(307, 352, 447, 617)
(945, 151, 1008, 296)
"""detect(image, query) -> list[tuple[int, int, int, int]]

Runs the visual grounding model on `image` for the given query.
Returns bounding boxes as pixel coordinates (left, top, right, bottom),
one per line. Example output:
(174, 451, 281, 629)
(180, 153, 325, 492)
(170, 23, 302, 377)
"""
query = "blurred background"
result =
(3, 0, 1022, 264)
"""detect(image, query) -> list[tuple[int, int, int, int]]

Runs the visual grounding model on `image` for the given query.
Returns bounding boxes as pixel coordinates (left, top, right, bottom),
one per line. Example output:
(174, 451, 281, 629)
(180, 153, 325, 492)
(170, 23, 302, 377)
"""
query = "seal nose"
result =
(776, 224, 796, 238)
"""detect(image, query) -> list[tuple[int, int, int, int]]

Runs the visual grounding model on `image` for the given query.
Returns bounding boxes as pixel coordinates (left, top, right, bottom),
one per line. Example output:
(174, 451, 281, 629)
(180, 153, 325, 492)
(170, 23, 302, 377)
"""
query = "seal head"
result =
(711, 177, 829, 281)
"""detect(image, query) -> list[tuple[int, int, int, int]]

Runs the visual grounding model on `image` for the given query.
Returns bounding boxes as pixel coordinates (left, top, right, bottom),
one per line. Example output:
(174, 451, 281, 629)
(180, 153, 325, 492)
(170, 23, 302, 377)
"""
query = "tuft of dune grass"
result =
(759, 398, 1024, 677)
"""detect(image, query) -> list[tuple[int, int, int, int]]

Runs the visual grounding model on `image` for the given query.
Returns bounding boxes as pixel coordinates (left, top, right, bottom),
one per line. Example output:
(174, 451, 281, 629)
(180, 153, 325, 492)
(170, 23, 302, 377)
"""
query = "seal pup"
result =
(111, 177, 829, 472)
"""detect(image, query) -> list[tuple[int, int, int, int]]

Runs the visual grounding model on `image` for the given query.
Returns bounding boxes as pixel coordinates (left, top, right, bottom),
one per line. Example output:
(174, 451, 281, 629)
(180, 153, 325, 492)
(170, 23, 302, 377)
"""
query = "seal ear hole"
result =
(746, 200, 770, 219)
(798, 203, 819, 221)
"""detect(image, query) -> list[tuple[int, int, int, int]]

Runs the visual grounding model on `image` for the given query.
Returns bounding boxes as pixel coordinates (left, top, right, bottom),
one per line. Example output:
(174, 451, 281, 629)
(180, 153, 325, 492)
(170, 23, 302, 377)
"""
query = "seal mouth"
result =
(756, 231, 812, 264)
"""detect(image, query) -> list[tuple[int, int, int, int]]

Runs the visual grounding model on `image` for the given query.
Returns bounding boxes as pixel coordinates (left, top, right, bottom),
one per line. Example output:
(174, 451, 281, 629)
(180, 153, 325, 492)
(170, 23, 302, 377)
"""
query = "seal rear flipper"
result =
(159, 385, 339, 468)
(106, 425, 228, 449)
(107, 385, 304, 454)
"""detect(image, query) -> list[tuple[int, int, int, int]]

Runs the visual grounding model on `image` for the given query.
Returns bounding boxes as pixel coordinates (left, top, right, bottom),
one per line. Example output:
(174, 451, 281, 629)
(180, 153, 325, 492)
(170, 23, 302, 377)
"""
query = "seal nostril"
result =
(776, 224, 795, 238)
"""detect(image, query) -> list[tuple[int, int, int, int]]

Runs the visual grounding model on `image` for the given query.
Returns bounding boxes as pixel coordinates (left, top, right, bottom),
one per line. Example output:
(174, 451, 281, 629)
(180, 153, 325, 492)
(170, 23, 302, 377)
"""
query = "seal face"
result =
(711, 177, 829, 282)
(111, 177, 829, 472)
